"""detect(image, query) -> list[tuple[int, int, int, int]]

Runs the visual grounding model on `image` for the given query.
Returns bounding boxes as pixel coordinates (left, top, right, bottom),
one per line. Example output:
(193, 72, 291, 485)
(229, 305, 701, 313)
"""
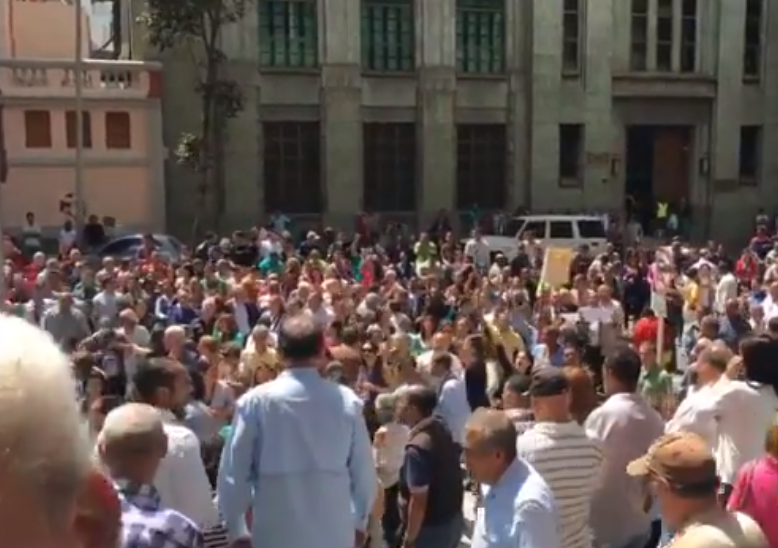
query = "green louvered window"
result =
(259, 0, 318, 68)
(362, 0, 415, 71)
(456, 0, 505, 74)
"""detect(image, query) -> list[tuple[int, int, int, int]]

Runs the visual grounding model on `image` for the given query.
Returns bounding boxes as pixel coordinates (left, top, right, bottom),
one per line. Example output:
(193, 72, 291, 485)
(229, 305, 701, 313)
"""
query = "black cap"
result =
(529, 368, 569, 397)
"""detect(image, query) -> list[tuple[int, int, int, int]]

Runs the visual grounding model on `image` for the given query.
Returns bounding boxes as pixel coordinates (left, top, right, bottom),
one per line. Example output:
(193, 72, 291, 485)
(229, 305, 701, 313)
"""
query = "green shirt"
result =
(639, 367, 674, 410)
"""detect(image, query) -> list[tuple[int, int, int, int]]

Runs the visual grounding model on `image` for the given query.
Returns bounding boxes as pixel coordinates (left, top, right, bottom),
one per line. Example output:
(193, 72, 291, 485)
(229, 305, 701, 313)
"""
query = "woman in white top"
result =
(372, 393, 408, 548)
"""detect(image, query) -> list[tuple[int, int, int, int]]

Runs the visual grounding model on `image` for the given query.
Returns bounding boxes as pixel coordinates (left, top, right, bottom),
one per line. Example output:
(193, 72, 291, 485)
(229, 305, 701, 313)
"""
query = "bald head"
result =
(98, 403, 166, 456)
(464, 408, 518, 460)
(698, 341, 732, 372)
(278, 314, 324, 362)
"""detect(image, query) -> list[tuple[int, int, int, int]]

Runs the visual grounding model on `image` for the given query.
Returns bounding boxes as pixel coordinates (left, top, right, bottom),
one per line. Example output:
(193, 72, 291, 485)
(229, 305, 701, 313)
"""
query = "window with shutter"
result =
(105, 111, 131, 149)
(24, 110, 52, 149)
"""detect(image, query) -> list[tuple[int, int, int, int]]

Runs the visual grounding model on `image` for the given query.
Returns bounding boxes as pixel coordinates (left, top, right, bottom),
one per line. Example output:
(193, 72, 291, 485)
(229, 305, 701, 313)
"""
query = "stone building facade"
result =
(149, 0, 778, 242)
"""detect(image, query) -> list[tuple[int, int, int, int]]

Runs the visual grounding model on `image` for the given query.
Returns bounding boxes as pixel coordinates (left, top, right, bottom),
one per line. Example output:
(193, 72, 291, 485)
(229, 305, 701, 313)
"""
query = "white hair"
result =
(0, 314, 91, 524)
(164, 324, 186, 338)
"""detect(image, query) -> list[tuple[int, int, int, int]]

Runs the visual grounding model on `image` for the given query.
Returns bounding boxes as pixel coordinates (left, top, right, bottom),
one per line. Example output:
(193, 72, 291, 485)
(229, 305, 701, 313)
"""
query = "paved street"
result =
(461, 491, 476, 546)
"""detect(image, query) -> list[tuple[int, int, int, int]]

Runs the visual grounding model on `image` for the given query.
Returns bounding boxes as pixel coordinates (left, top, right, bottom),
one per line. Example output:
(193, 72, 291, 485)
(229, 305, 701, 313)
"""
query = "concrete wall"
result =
(154, 0, 778, 244)
(4, 0, 91, 59)
(0, 60, 165, 231)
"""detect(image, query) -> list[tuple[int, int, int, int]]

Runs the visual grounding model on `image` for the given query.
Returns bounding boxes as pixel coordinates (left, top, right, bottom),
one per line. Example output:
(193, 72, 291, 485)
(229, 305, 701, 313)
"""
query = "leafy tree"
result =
(138, 0, 247, 234)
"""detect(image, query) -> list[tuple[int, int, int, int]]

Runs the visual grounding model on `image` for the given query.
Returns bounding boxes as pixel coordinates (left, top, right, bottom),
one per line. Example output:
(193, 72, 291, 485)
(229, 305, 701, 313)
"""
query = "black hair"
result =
(130, 359, 177, 404)
(741, 336, 778, 397)
(604, 345, 641, 392)
(504, 374, 531, 397)
(405, 386, 438, 418)
(277, 315, 324, 361)
(340, 326, 360, 346)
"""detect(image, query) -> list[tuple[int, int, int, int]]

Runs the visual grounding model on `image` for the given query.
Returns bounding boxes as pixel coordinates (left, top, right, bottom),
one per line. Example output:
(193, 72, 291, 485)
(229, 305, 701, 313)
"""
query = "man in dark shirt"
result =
(509, 243, 531, 277)
(396, 386, 464, 548)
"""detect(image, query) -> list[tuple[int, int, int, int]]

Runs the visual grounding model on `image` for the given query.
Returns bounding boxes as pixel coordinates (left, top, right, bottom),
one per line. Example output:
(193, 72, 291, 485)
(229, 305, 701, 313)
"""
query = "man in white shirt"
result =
(430, 353, 470, 447)
(116, 309, 151, 381)
(416, 333, 464, 380)
(586, 347, 664, 548)
(667, 342, 771, 504)
(714, 263, 738, 315)
(129, 358, 218, 529)
(463, 229, 490, 272)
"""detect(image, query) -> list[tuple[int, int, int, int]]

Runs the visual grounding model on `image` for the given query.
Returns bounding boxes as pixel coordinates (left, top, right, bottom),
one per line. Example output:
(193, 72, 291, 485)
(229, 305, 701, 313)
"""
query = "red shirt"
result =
(736, 255, 758, 281)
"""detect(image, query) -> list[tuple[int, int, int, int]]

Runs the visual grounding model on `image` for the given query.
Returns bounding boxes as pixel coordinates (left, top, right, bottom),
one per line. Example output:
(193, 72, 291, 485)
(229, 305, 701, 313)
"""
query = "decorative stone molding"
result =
(320, 64, 362, 90)
(417, 66, 456, 93)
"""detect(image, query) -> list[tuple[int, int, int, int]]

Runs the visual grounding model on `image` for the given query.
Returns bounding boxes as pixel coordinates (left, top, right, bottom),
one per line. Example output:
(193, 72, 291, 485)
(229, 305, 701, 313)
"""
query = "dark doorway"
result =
(625, 125, 692, 230)
(625, 126, 654, 228)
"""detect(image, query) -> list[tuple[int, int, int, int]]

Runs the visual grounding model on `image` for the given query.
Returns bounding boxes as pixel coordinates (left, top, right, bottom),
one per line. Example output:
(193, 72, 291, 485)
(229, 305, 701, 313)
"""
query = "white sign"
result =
(651, 291, 667, 319)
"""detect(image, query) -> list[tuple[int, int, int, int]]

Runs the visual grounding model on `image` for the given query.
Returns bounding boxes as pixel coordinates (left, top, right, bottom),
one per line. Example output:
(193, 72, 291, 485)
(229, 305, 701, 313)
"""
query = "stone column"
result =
(417, 0, 456, 221)
(221, 10, 261, 229)
(529, 0, 563, 210)
(583, 0, 615, 210)
(319, 0, 362, 227)
(506, 0, 530, 210)
(223, 64, 262, 229)
(760, 0, 778, 206)
(710, 0, 746, 183)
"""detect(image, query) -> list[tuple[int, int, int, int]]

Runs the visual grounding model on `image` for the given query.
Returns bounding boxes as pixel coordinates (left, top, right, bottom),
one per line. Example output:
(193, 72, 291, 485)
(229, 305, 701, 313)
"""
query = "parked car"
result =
(96, 233, 185, 262)
(462, 214, 608, 260)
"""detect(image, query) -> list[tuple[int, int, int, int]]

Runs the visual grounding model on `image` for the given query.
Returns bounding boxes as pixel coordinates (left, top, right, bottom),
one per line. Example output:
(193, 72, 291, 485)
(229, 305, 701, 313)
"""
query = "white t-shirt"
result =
(464, 238, 490, 268)
(715, 273, 738, 313)
(59, 228, 77, 249)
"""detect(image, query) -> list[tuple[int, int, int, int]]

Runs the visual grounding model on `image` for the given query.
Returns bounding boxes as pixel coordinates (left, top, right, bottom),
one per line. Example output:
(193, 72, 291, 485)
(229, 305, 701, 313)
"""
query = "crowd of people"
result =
(2, 209, 778, 548)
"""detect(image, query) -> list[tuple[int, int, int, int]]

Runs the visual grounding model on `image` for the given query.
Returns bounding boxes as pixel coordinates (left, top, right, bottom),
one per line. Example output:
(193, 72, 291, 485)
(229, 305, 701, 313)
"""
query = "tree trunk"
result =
(195, 58, 221, 236)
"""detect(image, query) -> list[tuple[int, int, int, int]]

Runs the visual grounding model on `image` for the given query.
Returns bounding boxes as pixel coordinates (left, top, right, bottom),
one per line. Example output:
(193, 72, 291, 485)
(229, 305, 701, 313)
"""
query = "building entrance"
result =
(625, 125, 692, 230)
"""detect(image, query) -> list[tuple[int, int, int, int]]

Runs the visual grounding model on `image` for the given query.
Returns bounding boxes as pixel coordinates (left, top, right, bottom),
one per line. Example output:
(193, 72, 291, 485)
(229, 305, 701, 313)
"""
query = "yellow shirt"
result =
(488, 324, 525, 359)
(657, 202, 668, 219)
(684, 281, 700, 309)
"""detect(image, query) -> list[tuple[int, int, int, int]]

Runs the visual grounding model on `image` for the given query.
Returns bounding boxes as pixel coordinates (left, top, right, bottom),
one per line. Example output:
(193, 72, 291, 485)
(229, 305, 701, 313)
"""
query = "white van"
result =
(464, 214, 608, 260)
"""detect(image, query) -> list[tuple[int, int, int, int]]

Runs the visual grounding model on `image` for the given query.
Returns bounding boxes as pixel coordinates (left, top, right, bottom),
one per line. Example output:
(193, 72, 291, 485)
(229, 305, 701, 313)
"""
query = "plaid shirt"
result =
(117, 482, 204, 548)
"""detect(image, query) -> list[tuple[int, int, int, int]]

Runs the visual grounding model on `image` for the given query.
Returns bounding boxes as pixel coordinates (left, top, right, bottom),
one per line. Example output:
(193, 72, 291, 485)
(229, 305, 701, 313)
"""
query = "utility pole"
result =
(74, 0, 86, 240)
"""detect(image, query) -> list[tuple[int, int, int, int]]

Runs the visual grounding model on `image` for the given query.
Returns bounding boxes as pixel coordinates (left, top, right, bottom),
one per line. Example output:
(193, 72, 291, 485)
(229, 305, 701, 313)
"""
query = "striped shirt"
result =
(517, 421, 604, 548)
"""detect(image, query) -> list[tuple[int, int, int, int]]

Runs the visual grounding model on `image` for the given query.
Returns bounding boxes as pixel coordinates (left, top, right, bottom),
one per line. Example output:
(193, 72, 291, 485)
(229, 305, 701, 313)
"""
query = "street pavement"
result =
(461, 491, 477, 546)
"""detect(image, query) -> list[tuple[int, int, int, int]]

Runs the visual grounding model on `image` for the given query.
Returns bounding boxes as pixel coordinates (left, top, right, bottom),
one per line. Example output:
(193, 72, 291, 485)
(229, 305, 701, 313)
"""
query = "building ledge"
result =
(612, 72, 716, 99)
(0, 58, 163, 100)
(8, 153, 150, 167)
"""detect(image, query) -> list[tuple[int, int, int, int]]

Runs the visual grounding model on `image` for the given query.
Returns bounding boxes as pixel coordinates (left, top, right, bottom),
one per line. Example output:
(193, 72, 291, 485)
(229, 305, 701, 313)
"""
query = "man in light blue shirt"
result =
(431, 352, 470, 446)
(217, 315, 377, 548)
(463, 408, 560, 548)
